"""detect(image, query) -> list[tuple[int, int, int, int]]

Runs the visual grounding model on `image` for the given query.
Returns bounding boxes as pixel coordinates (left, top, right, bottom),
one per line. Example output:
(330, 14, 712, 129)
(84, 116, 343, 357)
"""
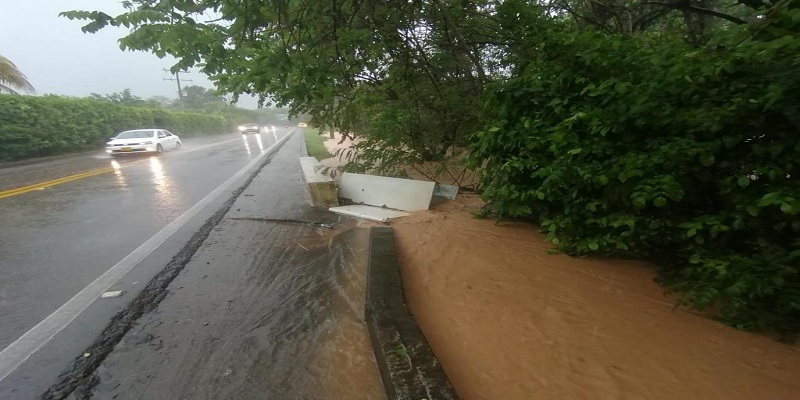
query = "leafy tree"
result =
(175, 85, 225, 111)
(553, 0, 754, 39)
(89, 88, 147, 106)
(60, 0, 499, 169)
(146, 95, 173, 108)
(471, 0, 800, 338)
(0, 55, 34, 94)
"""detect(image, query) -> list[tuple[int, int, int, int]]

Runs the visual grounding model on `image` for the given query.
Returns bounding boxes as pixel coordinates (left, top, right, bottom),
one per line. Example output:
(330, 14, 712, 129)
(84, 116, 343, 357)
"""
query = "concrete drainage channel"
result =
(366, 227, 459, 400)
(299, 156, 459, 399)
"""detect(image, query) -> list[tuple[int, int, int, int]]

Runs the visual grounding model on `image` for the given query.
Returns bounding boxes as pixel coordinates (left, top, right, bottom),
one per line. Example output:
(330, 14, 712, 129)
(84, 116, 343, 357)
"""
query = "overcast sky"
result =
(0, 0, 259, 108)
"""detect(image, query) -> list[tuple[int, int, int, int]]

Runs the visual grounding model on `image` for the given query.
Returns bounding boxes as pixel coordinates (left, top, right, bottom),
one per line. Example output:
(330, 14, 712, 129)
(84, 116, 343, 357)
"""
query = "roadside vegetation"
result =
(60, 0, 800, 337)
(303, 129, 333, 161)
(0, 87, 290, 162)
(0, 94, 224, 161)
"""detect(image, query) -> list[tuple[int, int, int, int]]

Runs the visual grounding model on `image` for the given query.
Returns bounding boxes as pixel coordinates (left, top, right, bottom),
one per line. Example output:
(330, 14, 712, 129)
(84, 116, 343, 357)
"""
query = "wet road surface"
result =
(0, 131, 284, 350)
(41, 132, 385, 399)
(81, 225, 384, 400)
(0, 129, 385, 398)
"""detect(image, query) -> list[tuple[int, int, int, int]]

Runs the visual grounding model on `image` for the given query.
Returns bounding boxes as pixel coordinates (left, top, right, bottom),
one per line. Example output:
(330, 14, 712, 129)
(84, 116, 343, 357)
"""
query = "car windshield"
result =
(115, 130, 154, 139)
(242, 124, 257, 127)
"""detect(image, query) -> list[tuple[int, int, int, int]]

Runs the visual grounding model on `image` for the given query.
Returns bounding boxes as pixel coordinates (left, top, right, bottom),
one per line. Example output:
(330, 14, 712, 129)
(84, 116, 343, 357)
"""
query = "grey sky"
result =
(0, 0, 258, 108)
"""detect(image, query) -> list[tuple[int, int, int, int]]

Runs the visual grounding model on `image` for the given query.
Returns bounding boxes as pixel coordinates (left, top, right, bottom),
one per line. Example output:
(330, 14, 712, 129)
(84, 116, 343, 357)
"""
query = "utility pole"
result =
(163, 69, 192, 100)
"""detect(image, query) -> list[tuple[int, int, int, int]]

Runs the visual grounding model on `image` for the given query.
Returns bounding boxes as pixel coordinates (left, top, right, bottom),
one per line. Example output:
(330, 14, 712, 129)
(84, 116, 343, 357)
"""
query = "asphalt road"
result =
(0, 130, 284, 350)
(0, 127, 376, 398)
(47, 132, 385, 400)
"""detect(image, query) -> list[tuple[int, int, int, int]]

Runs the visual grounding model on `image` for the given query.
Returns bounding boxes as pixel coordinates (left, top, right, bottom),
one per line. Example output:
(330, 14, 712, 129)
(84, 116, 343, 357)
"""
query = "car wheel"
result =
(156, 144, 164, 154)
(175, 142, 182, 150)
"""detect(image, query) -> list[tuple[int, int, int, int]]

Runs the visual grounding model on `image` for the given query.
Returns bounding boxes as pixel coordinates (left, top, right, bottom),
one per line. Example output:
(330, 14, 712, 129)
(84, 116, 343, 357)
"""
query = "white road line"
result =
(0, 131, 294, 382)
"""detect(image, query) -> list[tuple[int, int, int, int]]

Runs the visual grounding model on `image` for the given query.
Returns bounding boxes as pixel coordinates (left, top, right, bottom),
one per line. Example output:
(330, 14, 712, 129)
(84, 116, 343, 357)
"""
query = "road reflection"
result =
(241, 134, 252, 157)
(148, 156, 182, 207)
(255, 133, 265, 153)
(109, 160, 128, 189)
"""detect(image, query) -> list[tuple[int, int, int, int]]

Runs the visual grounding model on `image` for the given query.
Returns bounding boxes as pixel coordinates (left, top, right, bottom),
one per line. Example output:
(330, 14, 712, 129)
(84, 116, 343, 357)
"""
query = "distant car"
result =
(106, 129, 181, 156)
(297, 123, 308, 128)
(238, 123, 261, 134)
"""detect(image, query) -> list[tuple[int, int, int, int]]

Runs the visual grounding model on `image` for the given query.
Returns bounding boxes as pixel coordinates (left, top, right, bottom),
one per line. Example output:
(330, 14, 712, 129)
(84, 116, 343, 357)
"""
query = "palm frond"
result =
(0, 55, 34, 94)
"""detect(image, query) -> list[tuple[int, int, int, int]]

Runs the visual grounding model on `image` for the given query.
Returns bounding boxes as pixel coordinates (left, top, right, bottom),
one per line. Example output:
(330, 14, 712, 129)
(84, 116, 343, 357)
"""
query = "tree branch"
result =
(643, 2, 749, 25)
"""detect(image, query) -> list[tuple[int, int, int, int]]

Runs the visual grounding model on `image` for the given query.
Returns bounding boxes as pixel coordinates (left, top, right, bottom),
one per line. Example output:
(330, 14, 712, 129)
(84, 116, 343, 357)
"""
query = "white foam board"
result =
(338, 173, 435, 211)
(329, 205, 410, 222)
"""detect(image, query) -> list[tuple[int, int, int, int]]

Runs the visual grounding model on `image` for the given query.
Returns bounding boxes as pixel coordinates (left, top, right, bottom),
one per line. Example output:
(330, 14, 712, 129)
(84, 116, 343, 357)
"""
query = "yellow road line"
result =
(0, 136, 247, 200)
(0, 166, 115, 199)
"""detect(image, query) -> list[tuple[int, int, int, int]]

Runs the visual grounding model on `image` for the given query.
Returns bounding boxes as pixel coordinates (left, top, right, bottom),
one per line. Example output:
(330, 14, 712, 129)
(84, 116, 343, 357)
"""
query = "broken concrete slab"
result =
(329, 205, 410, 222)
(339, 173, 435, 212)
(299, 156, 339, 208)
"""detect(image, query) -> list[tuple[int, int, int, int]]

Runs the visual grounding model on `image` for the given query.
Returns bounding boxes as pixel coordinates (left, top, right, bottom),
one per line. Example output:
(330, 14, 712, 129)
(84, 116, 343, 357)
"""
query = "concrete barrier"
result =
(299, 156, 338, 208)
(366, 227, 459, 400)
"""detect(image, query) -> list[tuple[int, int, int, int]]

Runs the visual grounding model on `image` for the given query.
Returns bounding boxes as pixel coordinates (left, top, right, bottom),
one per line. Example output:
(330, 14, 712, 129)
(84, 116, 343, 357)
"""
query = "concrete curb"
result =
(299, 127, 308, 156)
(366, 227, 459, 400)
(299, 156, 338, 208)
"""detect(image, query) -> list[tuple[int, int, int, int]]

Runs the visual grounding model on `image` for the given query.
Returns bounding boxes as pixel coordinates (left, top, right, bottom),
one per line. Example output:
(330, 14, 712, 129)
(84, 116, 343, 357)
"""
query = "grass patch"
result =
(303, 128, 333, 160)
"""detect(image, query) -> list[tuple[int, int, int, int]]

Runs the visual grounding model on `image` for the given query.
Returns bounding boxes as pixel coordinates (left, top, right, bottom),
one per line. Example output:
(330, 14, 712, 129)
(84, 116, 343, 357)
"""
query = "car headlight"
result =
(143, 141, 153, 145)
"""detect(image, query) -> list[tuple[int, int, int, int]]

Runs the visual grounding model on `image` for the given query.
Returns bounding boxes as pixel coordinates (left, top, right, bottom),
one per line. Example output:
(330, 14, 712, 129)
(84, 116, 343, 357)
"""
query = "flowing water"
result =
(81, 222, 386, 400)
(51, 132, 387, 399)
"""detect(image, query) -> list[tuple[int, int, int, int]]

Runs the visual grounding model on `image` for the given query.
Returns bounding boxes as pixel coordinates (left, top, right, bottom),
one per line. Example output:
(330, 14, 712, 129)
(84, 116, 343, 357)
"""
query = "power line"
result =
(162, 69, 192, 100)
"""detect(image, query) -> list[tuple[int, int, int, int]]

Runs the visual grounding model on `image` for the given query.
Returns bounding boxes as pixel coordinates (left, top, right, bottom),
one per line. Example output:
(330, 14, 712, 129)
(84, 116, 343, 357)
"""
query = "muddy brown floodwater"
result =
(391, 194, 800, 400)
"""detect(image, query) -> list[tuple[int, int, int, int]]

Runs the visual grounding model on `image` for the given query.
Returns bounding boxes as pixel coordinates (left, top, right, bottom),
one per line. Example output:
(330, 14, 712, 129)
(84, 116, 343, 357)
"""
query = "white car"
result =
(106, 129, 182, 156)
(238, 123, 261, 134)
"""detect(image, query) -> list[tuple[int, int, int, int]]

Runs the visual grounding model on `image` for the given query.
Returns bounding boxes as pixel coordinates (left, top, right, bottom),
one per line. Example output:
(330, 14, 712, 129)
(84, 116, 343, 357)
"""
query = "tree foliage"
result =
(84, 87, 289, 127)
(175, 85, 226, 111)
(0, 55, 34, 95)
(471, 0, 800, 337)
(90, 88, 148, 106)
(61, 0, 499, 171)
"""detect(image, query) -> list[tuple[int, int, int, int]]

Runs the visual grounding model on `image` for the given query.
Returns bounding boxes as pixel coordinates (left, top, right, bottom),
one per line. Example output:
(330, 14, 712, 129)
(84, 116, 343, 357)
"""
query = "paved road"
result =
(0, 130, 284, 350)
(0, 128, 381, 398)
(45, 133, 385, 400)
(0, 129, 383, 399)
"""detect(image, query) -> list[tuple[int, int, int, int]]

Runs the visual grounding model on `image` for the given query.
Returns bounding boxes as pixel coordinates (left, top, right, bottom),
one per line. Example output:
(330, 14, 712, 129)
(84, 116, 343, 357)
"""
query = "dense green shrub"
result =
(470, 8, 800, 337)
(0, 94, 228, 161)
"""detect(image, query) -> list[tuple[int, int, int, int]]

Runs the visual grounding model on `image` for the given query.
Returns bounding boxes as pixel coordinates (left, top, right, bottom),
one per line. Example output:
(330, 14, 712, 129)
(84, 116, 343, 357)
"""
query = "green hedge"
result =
(470, 11, 800, 337)
(0, 94, 228, 161)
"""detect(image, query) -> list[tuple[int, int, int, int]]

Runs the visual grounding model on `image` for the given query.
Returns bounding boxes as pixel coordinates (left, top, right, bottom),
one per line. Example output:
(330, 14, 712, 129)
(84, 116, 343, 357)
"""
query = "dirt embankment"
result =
(390, 195, 800, 400)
